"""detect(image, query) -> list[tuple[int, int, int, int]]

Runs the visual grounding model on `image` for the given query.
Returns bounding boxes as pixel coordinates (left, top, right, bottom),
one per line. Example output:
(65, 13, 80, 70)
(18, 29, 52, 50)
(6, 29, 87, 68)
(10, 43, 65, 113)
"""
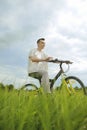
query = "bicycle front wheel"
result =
(65, 76, 87, 95)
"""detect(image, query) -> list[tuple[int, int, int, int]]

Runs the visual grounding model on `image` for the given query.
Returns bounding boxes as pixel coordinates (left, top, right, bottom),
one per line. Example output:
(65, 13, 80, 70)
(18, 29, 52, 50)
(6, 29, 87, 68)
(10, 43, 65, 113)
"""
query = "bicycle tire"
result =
(65, 76, 87, 95)
(21, 83, 38, 90)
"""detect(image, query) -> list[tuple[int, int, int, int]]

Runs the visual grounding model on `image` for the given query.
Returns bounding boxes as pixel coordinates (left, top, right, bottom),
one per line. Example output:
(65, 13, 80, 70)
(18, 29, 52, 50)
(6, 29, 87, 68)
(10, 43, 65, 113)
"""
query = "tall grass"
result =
(0, 83, 87, 130)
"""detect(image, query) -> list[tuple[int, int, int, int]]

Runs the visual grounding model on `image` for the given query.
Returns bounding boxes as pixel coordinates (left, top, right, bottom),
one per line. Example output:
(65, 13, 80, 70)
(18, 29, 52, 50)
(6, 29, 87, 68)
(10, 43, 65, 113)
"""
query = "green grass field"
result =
(0, 83, 87, 130)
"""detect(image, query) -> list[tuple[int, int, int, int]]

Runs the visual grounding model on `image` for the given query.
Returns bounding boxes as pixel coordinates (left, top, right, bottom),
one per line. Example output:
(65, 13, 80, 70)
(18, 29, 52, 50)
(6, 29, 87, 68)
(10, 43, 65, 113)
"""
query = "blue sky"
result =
(0, 0, 87, 88)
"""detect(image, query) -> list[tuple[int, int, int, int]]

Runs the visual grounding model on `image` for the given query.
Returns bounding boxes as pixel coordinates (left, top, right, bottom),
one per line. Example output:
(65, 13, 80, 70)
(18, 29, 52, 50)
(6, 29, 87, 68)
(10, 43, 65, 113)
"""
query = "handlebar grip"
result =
(63, 60, 73, 64)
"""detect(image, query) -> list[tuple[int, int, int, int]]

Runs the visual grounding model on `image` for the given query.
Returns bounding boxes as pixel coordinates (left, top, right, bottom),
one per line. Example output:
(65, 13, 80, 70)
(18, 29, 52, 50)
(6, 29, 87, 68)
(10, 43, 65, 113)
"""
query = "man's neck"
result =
(37, 47, 42, 52)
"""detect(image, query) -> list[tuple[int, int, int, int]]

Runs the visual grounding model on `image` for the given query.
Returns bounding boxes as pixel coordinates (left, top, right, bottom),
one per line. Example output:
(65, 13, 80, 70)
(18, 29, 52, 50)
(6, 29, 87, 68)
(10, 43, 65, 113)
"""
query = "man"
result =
(28, 38, 52, 93)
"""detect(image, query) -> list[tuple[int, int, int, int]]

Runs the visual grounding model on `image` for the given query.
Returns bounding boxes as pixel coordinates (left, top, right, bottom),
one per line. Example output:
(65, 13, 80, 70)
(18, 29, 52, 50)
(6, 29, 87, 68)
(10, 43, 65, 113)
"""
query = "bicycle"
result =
(21, 59, 87, 95)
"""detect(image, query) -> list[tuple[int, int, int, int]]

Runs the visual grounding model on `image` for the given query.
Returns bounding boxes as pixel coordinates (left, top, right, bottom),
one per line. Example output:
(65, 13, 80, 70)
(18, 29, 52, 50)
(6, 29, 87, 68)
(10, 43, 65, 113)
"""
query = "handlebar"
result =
(48, 58, 73, 73)
(48, 58, 73, 64)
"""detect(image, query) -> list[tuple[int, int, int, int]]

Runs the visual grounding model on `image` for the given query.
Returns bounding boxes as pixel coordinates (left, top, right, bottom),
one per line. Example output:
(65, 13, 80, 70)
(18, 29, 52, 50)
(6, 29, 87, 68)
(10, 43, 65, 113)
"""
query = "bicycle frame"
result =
(48, 59, 72, 89)
(49, 68, 63, 89)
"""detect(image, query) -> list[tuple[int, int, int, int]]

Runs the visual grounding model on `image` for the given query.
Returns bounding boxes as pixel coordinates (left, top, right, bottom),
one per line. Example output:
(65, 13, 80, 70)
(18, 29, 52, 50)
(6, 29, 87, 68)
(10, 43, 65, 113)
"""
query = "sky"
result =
(0, 0, 87, 88)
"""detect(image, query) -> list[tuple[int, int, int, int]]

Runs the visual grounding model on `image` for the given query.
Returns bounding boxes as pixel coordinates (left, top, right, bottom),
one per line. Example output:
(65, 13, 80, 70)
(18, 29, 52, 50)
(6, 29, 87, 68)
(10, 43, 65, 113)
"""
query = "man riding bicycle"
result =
(28, 38, 52, 93)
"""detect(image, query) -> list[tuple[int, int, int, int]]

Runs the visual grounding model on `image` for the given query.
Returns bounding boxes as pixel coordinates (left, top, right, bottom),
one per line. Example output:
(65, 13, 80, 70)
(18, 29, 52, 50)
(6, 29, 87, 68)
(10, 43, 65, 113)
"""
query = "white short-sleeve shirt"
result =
(28, 48, 48, 73)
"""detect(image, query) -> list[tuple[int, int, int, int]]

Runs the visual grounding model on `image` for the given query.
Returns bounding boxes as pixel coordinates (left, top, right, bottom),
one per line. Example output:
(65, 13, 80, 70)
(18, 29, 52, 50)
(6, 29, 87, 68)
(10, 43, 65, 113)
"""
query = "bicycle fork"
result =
(61, 74, 76, 95)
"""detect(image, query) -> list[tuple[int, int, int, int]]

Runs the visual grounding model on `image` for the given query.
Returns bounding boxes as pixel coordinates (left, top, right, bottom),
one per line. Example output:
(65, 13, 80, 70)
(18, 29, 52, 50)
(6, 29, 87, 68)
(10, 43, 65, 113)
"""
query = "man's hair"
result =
(37, 38, 45, 43)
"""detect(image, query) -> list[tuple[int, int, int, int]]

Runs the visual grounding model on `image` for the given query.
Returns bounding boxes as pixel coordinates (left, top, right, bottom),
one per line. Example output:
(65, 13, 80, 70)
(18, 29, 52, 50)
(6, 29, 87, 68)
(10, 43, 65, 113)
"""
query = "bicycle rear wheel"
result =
(65, 76, 87, 95)
(21, 83, 38, 91)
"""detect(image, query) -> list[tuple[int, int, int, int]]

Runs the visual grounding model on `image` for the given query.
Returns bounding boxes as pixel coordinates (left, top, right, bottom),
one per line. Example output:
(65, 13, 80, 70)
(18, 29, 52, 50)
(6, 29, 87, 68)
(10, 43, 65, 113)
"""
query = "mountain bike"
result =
(21, 59, 87, 95)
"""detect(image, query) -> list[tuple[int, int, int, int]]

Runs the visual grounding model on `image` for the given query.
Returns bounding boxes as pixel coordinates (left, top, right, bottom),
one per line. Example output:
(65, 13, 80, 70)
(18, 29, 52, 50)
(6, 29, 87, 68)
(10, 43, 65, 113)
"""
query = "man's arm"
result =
(29, 56, 52, 62)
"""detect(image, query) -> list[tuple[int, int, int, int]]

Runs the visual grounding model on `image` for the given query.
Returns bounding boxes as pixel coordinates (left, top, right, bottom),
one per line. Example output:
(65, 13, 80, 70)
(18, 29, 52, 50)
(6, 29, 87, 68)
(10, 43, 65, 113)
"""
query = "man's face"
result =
(38, 40, 45, 49)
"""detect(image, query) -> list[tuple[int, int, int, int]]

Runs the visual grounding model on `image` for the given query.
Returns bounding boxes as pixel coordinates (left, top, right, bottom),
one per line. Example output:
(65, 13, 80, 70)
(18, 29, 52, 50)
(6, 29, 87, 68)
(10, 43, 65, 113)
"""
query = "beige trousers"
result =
(29, 71, 51, 93)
